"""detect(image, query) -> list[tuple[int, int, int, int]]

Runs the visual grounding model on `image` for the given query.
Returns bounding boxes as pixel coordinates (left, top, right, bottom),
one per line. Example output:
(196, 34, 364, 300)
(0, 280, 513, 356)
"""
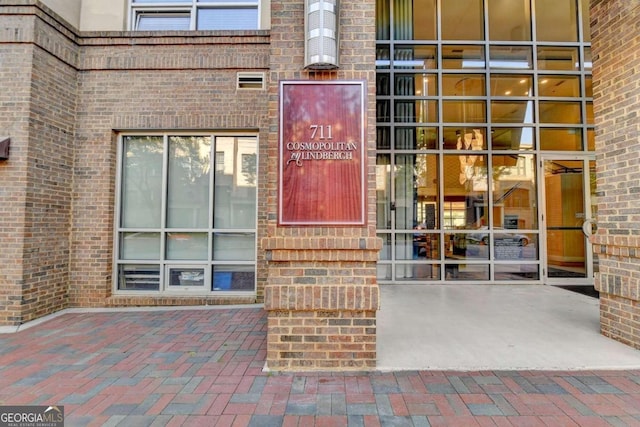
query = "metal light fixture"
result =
(304, 0, 339, 70)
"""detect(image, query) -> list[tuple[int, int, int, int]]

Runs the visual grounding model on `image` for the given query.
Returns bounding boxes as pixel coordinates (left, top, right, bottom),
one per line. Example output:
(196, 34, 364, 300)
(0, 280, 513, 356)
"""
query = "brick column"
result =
(265, 0, 380, 370)
(591, 0, 640, 349)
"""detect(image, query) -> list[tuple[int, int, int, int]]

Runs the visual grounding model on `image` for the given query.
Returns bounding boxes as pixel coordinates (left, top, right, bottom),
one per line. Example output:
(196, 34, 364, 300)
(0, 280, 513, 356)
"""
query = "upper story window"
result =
(131, 0, 259, 31)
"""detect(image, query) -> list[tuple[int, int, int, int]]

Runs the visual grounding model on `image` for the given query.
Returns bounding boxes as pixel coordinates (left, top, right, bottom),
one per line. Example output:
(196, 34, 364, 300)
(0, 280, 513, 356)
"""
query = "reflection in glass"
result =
(443, 128, 487, 150)
(395, 127, 438, 150)
(489, 46, 532, 69)
(118, 264, 160, 291)
(442, 74, 485, 96)
(445, 233, 489, 260)
(394, 154, 438, 230)
(121, 136, 163, 228)
(377, 73, 390, 96)
(408, 233, 440, 260)
(488, 0, 531, 41)
(443, 154, 488, 229)
(444, 263, 489, 280)
(492, 234, 538, 260)
(536, 0, 578, 42)
(213, 233, 255, 261)
(544, 160, 586, 278)
(583, 47, 592, 70)
(540, 128, 583, 151)
(490, 75, 533, 97)
(491, 101, 534, 123)
(442, 45, 485, 69)
(120, 232, 160, 260)
(212, 265, 255, 291)
(495, 264, 539, 280)
(393, 45, 437, 69)
(377, 127, 391, 149)
(442, 101, 486, 123)
(167, 232, 208, 260)
(214, 137, 257, 229)
(168, 267, 205, 288)
(376, 0, 390, 40)
(395, 263, 440, 281)
(441, 0, 483, 40)
(395, 100, 438, 123)
(538, 76, 580, 97)
(378, 233, 392, 260)
(587, 129, 595, 151)
(167, 136, 211, 228)
(377, 100, 391, 122)
(537, 46, 579, 71)
(377, 264, 392, 280)
(376, 154, 392, 229)
(376, 45, 390, 68)
(394, 74, 437, 96)
(492, 154, 537, 229)
(491, 127, 534, 150)
(539, 101, 581, 124)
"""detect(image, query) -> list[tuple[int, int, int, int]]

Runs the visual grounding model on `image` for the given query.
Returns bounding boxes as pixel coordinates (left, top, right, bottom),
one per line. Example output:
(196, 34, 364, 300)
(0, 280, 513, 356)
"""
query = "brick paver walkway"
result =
(1, 307, 639, 426)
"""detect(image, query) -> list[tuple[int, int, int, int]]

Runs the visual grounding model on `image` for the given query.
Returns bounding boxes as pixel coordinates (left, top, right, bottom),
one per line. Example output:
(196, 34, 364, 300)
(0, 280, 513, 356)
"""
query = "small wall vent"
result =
(237, 72, 265, 90)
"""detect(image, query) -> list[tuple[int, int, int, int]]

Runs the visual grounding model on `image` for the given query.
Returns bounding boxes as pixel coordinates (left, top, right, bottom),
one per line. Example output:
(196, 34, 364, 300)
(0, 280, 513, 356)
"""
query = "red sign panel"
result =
(279, 81, 366, 225)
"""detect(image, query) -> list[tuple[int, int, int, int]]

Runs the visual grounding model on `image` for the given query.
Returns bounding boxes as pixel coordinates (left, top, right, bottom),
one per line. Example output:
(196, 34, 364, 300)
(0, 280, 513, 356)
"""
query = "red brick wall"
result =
(264, 0, 380, 370)
(591, 0, 640, 348)
(0, 4, 78, 325)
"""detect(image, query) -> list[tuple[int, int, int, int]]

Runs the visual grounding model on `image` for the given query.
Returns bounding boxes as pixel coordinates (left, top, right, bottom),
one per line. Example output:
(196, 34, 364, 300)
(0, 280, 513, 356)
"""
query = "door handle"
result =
(581, 218, 597, 237)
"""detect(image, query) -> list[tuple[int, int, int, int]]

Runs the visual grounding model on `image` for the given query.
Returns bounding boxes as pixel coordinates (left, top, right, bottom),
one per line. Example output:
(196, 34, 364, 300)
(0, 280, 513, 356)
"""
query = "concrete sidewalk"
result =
(1, 303, 640, 426)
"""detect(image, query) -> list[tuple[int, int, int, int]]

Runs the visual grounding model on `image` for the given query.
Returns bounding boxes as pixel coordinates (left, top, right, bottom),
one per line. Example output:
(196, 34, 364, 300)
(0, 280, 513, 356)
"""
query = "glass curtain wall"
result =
(376, 0, 592, 283)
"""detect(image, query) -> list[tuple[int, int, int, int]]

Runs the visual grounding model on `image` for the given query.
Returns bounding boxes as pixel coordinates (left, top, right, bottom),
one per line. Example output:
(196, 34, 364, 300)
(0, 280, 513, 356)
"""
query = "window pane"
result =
(443, 128, 487, 150)
(394, 154, 439, 230)
(394, 74, 437, 96)
(489, 46, 532, 69)
(395, 100, 438, 123)
(213, 265, 255, 291)
(492, 234, 538, 260)
(583, 47, 592, 70)
(490, 75, 533, 97)
(443, 154, 488, 228)
(410, 0, 436, 40)
(167, 267, 206, 288)
(491, 101, 534, 123)
(581, 0, 590, 42)
(395, 127, 437, 149)
(540, 128, 583, 150)
(441, 0, 483, 40)
(166, 232, 208, 260)
(377, 73, 390, 95)
(394, 263, 440, 281)
(442, 45, 485, 69)
(378, 233, 392, 260)
(539, 101, 581, 124)
(585, 77, 592, 97)
(167, 136, 211, 228)
(538, 76, 580, 97)
(214, 137, 257, 228)
(586, 102, 594, 124)
(197, 8, 258, 30)
(491, 127, 535, 150)
(134, 0, 190, 2)
(488, 0, 531, 41)
(537, 47, 579, 71)
(121, 136, 163, 228)
(405, 233, 440, 260)
(442, 74, 485, 96)
(587, 129, 595, 151)
(442, 101, 487, 123)
(213, 233, 255, 260)
(495, 264, 539, 280)
(377, 127, 390, 149)
(376, 154, 392, 229)
(120, 232, 161, 260)
(376, 44, 391, 68)
(492, 154, 537, 229)
(136, 13, 190, 31)
(444, 263, 489, 280)
(536, 0, 578, 42)
(393, 45, 437, 69)
(118, 264, 160, 291)
(377, 0, 390, 40)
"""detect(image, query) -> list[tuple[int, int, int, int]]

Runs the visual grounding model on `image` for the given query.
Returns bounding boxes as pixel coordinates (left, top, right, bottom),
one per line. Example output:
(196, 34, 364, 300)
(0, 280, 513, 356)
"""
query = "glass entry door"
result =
(541, 157, 596, 284)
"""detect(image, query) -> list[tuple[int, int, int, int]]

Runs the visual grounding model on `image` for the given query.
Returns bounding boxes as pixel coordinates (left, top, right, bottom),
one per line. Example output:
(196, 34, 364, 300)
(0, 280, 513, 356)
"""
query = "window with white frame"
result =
(116, 134, 257, 294)
(130, 0, 260, 31)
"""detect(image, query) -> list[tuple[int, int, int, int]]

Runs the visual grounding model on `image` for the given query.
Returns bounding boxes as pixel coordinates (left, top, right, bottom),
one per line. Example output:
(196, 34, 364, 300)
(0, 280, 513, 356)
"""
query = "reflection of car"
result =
(465, 227, 529, 246)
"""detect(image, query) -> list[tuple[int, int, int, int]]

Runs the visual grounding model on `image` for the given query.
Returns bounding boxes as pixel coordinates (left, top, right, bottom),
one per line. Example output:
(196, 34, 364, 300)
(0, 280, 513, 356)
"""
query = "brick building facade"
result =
(0, 0, 639, 370)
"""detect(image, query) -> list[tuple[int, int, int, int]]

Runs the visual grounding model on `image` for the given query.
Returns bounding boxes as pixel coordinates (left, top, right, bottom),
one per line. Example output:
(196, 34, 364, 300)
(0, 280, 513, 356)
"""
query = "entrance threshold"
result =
(377, 284, 640, 371)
